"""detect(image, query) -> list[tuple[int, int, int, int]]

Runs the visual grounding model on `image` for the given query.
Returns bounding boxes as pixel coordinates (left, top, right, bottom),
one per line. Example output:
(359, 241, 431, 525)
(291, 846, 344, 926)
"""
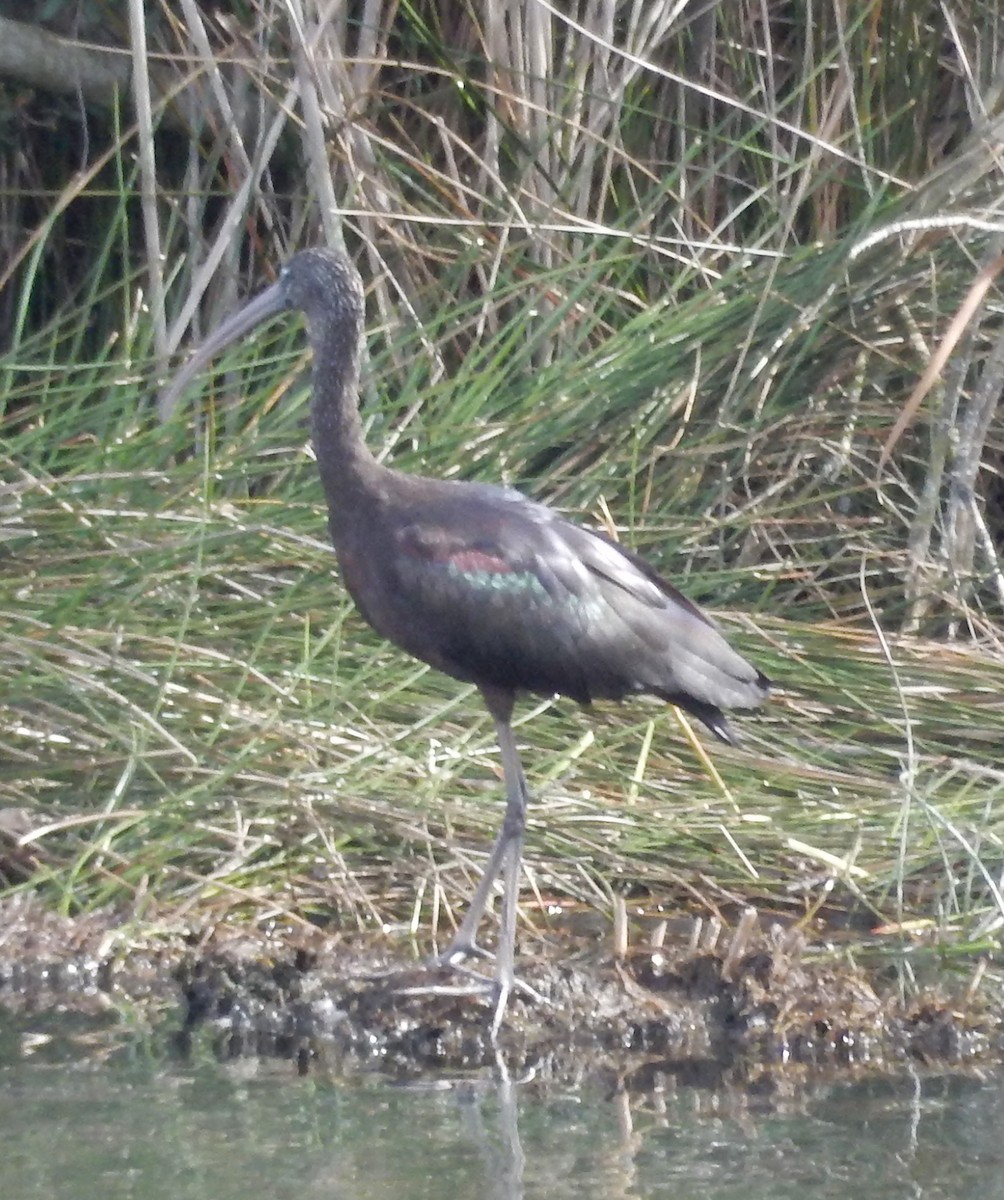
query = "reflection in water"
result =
(456, 1056, 526, 1200)
(1, 1010, 1002, 1200)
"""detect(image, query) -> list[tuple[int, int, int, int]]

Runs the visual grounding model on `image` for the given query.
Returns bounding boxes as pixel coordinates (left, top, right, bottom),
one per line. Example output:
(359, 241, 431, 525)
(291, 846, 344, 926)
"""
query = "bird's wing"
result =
(385, 489, 611, 700)
(392, 494, 566, 609)
(542, 518, 711, 624)
(384, 487, 763, 722)
(542, 515, 766, 704)
(400, 483, 706, 619)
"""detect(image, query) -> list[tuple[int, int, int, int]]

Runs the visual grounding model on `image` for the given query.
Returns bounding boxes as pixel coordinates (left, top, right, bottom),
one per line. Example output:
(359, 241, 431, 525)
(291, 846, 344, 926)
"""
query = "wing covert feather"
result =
(378, 484, 767, 722)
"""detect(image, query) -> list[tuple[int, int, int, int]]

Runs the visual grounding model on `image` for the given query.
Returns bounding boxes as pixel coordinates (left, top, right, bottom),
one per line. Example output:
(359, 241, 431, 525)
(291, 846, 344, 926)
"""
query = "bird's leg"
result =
(426, 687, 544, 1034)
(485, 709, 529, 1037)
(435, 688, 526, 968)
(400, 688, 547, 1033)
(433, 815, 518, 966)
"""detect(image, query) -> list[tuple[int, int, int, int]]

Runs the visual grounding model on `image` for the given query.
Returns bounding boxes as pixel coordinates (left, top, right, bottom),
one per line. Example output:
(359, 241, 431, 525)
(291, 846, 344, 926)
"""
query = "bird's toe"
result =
(430, 937, 494, 969)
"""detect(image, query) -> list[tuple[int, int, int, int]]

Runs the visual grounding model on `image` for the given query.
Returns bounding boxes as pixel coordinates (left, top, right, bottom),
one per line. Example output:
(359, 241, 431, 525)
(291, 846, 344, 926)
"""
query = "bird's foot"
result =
(394, 956, 548, 1040)
(394, 974, 493, 1000)
(429, 935, 493, 970)
(428, 941, 547, 1005)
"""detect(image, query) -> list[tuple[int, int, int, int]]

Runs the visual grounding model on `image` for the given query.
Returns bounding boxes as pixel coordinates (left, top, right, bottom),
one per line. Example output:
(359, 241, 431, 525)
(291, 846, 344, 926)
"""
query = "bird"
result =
(161, 246, 770, 1038)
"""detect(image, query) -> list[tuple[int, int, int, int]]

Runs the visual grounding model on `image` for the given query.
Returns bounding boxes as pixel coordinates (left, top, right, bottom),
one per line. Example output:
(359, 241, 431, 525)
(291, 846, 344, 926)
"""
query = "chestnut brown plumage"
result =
(163, 248, 769, 1037)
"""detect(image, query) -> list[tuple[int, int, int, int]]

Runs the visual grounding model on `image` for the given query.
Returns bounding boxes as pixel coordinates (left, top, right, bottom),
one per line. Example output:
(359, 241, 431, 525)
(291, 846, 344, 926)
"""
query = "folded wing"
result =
(386, 483, 768, 742)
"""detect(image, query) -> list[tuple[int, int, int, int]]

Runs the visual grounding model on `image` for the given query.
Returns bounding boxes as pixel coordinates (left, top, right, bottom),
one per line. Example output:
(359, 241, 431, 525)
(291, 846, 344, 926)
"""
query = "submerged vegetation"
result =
(1, 1, 1003, 990)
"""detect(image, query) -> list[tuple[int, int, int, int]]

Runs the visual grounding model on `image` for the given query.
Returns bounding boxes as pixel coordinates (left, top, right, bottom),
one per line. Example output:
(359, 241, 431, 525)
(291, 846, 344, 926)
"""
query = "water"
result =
(2, 1010, 1001, 1199)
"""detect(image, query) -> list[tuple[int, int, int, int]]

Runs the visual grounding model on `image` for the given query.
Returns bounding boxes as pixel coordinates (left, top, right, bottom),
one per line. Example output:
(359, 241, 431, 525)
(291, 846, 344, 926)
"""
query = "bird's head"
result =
(160, 247, 363, 415)
(277, 248, 364, 325)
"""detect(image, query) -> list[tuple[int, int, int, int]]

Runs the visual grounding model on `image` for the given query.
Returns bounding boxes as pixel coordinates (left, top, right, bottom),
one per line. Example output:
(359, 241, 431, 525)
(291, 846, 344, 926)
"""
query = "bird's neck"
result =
(308, 313, 385, 536)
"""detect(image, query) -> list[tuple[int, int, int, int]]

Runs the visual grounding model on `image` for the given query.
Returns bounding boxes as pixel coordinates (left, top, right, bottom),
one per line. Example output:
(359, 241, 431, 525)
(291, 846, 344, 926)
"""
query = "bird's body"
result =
(333, 469, 762, 734)
(163, 247, 769, 1038)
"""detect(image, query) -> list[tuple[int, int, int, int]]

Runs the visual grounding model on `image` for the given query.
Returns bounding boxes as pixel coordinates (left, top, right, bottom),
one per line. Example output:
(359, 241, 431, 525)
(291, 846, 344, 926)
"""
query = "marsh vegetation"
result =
(1, 4, 1003, 1022)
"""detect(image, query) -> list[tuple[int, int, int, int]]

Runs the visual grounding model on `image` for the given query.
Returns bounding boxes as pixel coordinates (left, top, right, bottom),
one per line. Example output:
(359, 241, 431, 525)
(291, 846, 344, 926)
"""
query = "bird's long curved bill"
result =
(159, 279, 287, 417)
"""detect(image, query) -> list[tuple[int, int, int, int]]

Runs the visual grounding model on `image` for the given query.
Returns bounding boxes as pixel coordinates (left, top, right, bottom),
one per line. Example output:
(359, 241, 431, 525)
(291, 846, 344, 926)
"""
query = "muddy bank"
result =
(0, 894, 997, 1091)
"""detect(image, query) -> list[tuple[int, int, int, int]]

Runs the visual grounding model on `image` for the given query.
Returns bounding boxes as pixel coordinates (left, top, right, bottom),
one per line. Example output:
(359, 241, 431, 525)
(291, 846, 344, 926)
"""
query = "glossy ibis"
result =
(162, 247, 769, 1037)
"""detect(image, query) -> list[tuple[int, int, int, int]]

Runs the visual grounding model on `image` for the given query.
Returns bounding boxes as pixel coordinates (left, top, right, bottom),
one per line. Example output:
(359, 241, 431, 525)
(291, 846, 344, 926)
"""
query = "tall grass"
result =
(1, 2, 1003, 951)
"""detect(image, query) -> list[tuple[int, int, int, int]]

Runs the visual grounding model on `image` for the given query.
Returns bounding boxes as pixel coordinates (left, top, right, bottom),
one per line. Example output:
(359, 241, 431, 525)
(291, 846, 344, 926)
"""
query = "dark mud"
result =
(0, 893, 998, 1093)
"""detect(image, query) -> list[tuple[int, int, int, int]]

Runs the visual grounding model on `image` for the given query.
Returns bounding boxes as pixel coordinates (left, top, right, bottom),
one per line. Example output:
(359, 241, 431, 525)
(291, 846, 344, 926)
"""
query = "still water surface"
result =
(2, 1010, 1001, 1199)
